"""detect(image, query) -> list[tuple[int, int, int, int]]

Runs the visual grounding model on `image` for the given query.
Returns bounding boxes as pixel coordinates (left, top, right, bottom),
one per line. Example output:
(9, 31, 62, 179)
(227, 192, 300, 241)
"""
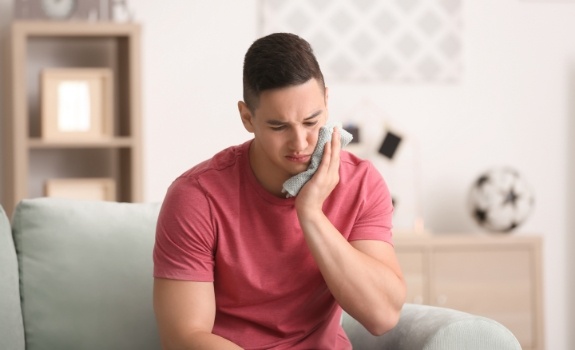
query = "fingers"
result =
(314, 126, 342, 178)
(332, 126, 341, 149)
(318, 127, 341, 178)
(320, 126, 340, 178)
(317, 138, 332, 173)
(331, 127, 341, 170)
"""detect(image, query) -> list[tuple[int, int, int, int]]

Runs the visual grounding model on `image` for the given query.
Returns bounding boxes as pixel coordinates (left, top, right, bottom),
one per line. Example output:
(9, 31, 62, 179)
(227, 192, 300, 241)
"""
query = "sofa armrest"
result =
(342, 303, 522, 350)
(0, 205, 26, 350)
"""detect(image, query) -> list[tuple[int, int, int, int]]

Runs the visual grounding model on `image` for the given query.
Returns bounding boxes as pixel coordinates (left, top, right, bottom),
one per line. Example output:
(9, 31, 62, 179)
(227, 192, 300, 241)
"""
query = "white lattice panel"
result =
(260, 0, 463, 83)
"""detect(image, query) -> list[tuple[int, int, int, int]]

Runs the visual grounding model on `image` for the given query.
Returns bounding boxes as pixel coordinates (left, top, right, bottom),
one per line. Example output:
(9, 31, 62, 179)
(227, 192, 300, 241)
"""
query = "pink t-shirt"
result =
(154, 140, 393, 349)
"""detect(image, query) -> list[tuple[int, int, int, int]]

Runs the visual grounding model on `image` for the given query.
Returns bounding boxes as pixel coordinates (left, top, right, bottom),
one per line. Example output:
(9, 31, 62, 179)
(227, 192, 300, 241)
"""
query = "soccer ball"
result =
(468, 167, 535, 232)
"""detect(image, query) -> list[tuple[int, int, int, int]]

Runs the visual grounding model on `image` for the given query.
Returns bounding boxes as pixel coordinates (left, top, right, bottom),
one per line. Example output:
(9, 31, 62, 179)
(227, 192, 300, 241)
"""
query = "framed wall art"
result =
(259, 0, 463, 83)
(44, 178, 116, 201)
(41, 68, 113, 141)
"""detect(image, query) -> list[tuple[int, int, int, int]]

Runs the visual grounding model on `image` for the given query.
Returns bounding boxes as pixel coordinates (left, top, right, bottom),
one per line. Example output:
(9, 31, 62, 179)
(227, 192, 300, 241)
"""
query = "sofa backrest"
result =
(0, 204, 26, 350)
(11, 198, 161, 350)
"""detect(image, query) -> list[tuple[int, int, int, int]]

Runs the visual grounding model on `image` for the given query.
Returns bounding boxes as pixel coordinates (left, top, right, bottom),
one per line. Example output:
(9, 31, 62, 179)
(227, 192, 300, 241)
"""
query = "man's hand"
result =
(295, 126, 342, 214)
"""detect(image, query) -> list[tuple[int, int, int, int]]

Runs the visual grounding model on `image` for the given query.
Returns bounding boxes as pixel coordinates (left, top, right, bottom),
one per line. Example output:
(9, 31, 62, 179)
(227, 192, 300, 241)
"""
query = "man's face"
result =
(239, 78, 328, 195)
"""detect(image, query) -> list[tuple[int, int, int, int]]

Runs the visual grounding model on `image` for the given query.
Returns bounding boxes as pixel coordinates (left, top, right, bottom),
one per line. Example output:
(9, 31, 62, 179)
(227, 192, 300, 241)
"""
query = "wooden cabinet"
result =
(2, 21, 142, 216)
(395, 234, 544, 350)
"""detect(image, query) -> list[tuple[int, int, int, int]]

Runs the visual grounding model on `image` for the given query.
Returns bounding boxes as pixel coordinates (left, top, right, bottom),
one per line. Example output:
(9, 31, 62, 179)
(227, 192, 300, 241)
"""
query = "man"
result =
(153, 32, 406, 349)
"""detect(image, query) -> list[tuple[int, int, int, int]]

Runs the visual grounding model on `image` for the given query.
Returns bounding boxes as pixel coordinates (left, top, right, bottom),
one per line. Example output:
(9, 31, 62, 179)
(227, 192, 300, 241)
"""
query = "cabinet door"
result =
(396, 249, 427, 304)
(431, 247, 534, 349)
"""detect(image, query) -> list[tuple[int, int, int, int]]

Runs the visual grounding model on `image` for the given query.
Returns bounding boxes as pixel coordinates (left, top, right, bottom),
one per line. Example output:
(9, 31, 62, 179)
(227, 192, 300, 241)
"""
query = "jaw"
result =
(249, 140, 314, 195)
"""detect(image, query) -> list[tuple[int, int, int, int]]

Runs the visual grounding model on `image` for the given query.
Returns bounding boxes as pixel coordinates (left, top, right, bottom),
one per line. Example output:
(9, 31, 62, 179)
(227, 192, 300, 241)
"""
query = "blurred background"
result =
(1, 0, 574, 349)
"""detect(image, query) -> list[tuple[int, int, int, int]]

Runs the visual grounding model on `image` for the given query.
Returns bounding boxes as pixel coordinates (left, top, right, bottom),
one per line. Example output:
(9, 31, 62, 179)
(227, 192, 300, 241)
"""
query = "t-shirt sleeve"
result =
(153, 176, 216, 281)
(347, 163, 394, 245)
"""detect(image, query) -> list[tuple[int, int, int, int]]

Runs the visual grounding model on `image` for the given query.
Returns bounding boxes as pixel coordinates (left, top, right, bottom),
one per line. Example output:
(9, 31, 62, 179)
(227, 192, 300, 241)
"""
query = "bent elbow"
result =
(365, 306, 402, 336)
(366, 279, 407, 336)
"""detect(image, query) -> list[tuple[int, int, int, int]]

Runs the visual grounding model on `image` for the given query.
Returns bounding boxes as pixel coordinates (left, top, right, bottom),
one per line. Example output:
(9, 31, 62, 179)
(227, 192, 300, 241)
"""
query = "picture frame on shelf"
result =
(44, 178, 116, 201)
(41, 68, 113, 141)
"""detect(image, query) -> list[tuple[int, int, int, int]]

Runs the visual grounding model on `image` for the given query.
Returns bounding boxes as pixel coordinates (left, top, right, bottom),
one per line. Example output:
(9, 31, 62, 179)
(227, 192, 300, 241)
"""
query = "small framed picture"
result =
(41, 68, 113, 141)
(44, 178, 116, 201)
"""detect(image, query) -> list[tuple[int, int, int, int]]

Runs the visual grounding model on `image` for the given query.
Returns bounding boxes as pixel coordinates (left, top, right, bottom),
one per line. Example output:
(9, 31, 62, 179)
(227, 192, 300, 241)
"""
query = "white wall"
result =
(1, 1, 573, 349)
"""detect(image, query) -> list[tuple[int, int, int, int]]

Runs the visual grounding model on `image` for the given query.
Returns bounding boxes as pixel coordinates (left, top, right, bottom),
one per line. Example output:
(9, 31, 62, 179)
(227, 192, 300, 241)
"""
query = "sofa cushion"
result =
(0, 205, 26, 350)
(343, 304, 522, 350)
(12, 198, 161, 350)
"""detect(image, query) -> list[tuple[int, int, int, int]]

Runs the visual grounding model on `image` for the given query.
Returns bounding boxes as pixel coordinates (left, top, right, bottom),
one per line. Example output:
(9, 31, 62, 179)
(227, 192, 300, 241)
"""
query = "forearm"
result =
(154, 279, 242, 350)
(161, 331, 243, 350)
(297, 210, 406, 335)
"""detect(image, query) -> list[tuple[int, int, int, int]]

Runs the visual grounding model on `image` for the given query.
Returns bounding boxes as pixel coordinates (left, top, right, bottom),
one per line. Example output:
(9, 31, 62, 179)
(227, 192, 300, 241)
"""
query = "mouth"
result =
(286, 154, 311, 164)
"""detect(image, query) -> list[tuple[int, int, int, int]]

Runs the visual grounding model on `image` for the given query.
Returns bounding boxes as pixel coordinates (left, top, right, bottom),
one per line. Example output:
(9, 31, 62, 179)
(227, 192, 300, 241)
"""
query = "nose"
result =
(290, 126, 309, 152)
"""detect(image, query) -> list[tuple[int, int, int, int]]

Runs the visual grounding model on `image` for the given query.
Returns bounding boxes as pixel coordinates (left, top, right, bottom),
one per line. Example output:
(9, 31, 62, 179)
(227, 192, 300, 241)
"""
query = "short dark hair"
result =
(242, 32, 325, 111)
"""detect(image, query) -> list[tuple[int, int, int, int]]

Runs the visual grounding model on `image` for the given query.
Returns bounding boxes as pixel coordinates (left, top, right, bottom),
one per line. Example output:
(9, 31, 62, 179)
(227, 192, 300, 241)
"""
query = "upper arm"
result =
(153, 278, 216, 347)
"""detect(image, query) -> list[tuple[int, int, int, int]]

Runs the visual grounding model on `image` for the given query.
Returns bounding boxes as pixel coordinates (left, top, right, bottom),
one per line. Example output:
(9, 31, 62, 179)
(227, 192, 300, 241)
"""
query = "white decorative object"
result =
(14, 0, 105, 20)
(468, 167, 535, 232)
(111, 0, 133, 22)
(41, 0, 76, 19)
(260, 0, 463, 83)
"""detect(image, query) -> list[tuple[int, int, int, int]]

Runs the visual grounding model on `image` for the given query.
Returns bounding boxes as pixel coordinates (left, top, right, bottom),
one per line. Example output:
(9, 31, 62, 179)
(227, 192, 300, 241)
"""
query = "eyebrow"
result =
(266, 110, 323, 126)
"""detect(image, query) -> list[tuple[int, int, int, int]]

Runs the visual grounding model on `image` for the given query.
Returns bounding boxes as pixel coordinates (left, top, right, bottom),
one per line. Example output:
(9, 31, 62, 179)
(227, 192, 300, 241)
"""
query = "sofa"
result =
(0, 198, 522, 350)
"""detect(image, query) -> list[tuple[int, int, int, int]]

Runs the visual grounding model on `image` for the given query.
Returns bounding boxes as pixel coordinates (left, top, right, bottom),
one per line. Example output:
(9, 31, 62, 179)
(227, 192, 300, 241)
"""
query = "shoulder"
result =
(163, 141, 250, 204)
(175, 141, 248, 185)
(327, 151, 393, 241)
(179, 142, 248, 180)
(340, 150, 367, 168)
(339, 150, 384, 186)
(336, 150, 391, 204)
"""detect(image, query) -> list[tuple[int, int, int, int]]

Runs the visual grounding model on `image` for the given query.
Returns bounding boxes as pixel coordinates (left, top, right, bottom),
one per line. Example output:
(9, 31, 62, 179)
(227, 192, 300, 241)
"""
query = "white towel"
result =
(282, 122, 353, 198)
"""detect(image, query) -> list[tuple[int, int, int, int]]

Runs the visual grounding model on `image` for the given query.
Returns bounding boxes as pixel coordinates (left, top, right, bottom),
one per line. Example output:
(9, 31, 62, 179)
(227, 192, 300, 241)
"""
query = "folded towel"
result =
(282, 122, 353, 198)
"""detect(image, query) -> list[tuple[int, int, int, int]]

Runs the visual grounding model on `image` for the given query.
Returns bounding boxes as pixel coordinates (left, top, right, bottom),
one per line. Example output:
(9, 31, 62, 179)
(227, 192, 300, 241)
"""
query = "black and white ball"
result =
(468, 167, 535, 232)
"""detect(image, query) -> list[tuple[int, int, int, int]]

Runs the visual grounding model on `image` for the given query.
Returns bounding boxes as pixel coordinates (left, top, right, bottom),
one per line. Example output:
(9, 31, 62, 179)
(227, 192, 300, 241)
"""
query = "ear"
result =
(324, 86, 329, 118)
(238, 101, 255, 133)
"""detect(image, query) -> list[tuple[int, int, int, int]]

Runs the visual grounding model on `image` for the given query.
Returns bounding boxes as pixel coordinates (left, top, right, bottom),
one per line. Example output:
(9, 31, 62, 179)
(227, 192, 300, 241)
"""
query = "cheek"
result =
(260, 131, 284, 150)
(308, 127, 320, 145)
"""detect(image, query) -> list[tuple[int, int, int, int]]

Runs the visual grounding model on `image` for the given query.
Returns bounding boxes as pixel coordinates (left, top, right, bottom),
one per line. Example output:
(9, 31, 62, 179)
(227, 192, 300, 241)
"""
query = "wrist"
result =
(295, 204, 324, 223)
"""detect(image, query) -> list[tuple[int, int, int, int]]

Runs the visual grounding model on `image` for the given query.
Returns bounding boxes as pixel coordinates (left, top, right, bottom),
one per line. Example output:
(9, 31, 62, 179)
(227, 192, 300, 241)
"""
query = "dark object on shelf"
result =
(378, 130, 402, 159)
(343, 124, 360, 144)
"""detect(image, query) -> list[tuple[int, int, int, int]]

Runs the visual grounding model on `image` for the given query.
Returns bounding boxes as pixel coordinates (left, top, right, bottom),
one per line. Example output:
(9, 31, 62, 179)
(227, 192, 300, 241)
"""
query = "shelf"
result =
(12, 21, 140, 37)
(2, 21, 143, 216)
(28, 137, 135, 149)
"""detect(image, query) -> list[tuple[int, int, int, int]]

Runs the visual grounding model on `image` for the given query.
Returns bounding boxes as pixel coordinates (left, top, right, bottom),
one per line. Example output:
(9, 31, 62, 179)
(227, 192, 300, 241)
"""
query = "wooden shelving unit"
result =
(395, 234, 544, 350)
(2, 21, 143, 217)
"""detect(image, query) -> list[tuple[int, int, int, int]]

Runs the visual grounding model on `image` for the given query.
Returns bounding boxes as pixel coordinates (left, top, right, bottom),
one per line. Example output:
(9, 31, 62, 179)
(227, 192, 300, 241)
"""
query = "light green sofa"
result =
(0, 198, 522, 350)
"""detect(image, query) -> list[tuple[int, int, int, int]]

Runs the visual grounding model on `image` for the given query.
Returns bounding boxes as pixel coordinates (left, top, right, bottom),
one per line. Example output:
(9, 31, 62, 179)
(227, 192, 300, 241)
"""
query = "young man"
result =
(153, 33, 406, 349)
